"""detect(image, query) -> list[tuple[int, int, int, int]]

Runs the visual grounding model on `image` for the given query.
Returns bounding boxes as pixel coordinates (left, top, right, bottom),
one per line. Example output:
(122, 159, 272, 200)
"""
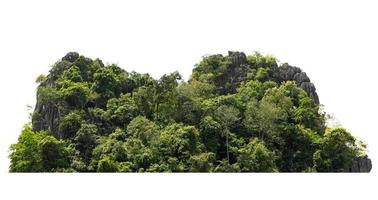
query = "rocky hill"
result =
(9, 51, 371, 172)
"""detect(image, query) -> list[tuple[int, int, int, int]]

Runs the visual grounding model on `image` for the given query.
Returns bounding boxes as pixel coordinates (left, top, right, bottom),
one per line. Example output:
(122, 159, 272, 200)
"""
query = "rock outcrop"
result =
(32, 52, 79, 138)
(215, 51, 320, 104)
(32, 96, 61, 137)
(215, 51, 249, 94)
(62, 52, 79, 62)
(228, 51, 248, 67)
(277, 63, 319, 104)
(349, 156, 372, 172)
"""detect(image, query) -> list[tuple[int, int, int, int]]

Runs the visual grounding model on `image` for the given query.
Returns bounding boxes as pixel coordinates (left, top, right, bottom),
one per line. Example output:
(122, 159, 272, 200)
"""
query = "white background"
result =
(0, 0, 377, 199)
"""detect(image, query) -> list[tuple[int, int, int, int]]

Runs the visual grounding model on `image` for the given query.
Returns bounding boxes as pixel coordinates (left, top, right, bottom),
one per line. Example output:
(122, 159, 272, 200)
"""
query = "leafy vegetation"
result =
(9, 52, 368, 172)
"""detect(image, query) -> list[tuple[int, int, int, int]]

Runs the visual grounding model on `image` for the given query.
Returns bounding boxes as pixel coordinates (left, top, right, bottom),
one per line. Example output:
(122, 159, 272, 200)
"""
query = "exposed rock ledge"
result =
(350, 156, 372, 172)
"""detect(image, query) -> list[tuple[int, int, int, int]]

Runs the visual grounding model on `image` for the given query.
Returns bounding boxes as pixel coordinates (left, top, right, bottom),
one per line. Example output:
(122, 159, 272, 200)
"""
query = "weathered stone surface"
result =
(209, 52, 320, 104)
(32, 100, 61, 137)
(215, 51, 249, 94)
(228, 51, 248, 67)
(350, 156, 372, 172)
(62, 52, 79, 62)
(32, 76, 63, 138)
(278, 64, 302, 80)
(293, 72, 310, 84)
(300, 82, 320, 105)
(278, 63, 320, 105)
(32, 53, 81, 138)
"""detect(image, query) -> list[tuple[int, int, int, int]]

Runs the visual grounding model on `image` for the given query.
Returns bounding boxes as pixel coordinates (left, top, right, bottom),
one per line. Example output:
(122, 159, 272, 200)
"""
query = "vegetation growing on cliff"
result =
(9, 51, 370, 172)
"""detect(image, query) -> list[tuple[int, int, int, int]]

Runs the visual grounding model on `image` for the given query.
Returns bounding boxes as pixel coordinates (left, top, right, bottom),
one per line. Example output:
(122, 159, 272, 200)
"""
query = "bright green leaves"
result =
(74, 124, 98, 163)
(9, 125, 46, 172)
(124, 138, 155, 171)
(294, 94, 324, 132)
(244, 84, 293, 141)
(106, 94, 138, 127)
(59, 111, 83, 139)
(36, 74, 47, 84)
(9, 125, 70, 172)
(60, 66, 83, 83)
(313, 128, 365, 172)
(92, 67, 121, 100)
(236, 138, 277, 172)
(59, 81, 90, 108)
(189, 152, 216, 172)
(39, 136, 71, 170)
(37, 86, 60, 104)
(247, 52, 278, 69)
(154, 124, 202, 161)
(126, 116, 158, 145)
(97, 156, 119, 172)
(215, 105, 240, 129)
(152, 71, 182, 124)
(191, 54, 230, 83)
(199, 116, 222, 153)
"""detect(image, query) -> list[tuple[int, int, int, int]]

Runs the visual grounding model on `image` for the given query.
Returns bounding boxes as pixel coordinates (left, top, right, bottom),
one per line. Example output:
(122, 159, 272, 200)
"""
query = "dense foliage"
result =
(9, 52, 368, 172)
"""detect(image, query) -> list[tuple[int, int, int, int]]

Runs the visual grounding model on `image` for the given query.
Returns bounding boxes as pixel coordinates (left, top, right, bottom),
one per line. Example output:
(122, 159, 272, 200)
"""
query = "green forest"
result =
(9, 51, 371, 172)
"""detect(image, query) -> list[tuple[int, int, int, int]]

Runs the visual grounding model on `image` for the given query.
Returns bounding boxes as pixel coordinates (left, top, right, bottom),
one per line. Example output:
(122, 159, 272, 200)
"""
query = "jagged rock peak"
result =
(228, 51, 248, 67)
(278, 63, 320, 105)
(62, 52, 79, 62)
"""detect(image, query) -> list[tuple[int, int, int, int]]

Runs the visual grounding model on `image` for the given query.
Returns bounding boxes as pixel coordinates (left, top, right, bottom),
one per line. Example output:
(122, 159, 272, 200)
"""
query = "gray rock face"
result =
(293, 72, 310, 83)
(278, 64, 320, 104)
(278, 65, 302, 80)
(32, 99, 61, 137)
(32, 74, 63, 138)
(215, 51, 249, 94)
(212, 52, 320, 104)
(62, 52, 79, 62)
(350, 156, 372, 172)
(300, 82, 320, 105)
(32, 52, 80, 138)
(228, 51, 248, 67)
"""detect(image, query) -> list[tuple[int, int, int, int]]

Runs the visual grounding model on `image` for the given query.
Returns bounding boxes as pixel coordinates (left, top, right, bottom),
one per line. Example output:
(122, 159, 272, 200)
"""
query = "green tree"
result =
(91, 131, 128, 166)
(59, 81, 90, 108)
(59, 111, 83, 138)
(106, 93, 138, 127)
(244, 86, 292, 142)
(189, 152, 216, 172)
(199, 116, 222, 153)
(153, 123, 203, 165)
(37, 86, 60, 104)
(39, 136, 70, 171)
(9, 125, 45, 172)
(215, 105, 240, 163)
(92, 67, 121, 106)
(124, 138, 155, 171)
(9, 125, 71, 172)
(237, 138, 277, 172)
(127, 116, 158, 145)
(59, 66, 83, 83)
(97, 156, 119, 172)
(152, 71, 181, 124)
(313, 128, 364, 172)
(74, 124, 98, 163)
(294, 93, 323, 132)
